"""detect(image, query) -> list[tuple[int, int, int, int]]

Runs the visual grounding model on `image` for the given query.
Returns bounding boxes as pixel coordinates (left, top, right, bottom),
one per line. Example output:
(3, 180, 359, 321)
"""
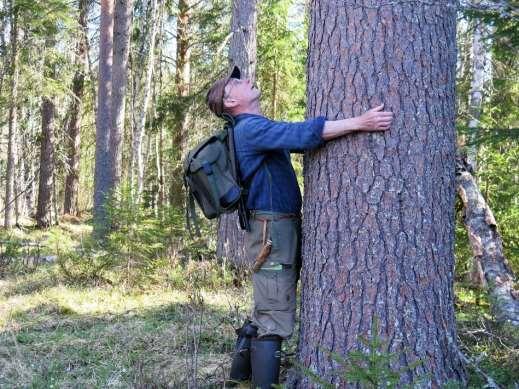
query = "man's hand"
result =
(357, 103, 393, 131)
(322, 103, 393, 141)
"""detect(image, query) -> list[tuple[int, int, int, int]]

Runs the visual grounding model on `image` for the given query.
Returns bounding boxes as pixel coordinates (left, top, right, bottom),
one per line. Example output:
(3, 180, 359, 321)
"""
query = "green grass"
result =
(0, 222, 517, 388)
(0, 266, 251, 387)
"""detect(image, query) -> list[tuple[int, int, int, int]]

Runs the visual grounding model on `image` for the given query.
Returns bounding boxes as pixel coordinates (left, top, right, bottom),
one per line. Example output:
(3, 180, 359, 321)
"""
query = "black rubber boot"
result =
(229, 320, 258, 382)
(250, 335, 282, 389)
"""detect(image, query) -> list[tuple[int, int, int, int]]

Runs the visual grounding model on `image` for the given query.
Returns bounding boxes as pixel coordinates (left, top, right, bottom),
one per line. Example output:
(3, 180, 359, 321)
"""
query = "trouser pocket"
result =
(253, 268, 297, 311)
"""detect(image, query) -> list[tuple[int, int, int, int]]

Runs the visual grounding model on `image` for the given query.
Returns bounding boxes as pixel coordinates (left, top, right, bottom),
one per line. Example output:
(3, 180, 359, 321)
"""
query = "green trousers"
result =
(245, 211, 301, 339)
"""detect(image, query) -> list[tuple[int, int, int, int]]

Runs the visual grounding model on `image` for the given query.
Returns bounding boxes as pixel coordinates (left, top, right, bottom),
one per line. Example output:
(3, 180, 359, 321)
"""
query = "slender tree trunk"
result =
(466, 21, 492, 172)
(465, 21, 493, 287)
(169, 0, 191, 209)
(295, 1, 465, 387)
(14, 106, 24, 224)
(131, 0, 158, 201)
(216, 0, 259, 268)
(4, 5, 18, 228)
(456, 155, 519, 326)
(229, 0, 258, 81)
(156, 11, 165, 211)
(64, 0, 88, 216)
(36, 96, 55, 228)
(24, 121, 37, 217)
(109, 0, 133, 190)
(93, 0, 115, 236)
(0, 0, 8, 93)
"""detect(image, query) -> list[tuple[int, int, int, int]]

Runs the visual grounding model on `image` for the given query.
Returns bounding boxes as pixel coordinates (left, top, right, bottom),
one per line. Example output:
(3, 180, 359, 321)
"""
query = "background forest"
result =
(0, 0, 518, 387)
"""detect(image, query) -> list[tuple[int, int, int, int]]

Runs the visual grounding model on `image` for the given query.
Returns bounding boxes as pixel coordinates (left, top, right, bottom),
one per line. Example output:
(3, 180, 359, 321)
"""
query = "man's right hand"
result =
(357, 103, 393, 131)
(322, 103, 393, 141)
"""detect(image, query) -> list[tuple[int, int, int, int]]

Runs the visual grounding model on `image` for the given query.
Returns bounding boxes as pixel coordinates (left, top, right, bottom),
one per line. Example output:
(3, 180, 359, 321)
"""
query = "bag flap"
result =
(188, 141, 224, 173)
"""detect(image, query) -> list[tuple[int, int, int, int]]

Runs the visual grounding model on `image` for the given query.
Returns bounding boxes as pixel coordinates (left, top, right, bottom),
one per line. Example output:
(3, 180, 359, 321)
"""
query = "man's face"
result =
(223, 77, 261, 110)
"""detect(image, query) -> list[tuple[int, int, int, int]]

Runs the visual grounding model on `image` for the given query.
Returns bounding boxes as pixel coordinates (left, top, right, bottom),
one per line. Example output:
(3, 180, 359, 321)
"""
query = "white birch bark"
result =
(131, 0, 159, 201)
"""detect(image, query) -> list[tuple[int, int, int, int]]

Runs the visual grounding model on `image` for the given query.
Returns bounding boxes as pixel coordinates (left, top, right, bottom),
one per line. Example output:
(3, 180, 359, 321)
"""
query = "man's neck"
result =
(234, 102, 262, 116)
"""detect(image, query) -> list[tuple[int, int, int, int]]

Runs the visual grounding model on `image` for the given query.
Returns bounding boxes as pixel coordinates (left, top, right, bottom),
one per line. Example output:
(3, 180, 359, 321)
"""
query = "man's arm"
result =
(322, 103, 393, 141)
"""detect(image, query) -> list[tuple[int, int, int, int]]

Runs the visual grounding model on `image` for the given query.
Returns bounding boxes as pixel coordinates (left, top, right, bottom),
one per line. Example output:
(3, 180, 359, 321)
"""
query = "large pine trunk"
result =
(93, 0, 114, 235)
(295, 1, 466, 387)
(4, 7, 18, 228)
(64, 0, 88, 216)
(216, 0, 259, 268)
(36, 97, 55, 228)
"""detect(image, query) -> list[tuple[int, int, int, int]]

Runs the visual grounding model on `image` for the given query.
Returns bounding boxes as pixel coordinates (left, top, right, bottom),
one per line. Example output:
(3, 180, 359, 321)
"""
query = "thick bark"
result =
(109, 0, 133, 190)
(169, 0, 191, 209)
(4, 6, 18, 228)
(64, 0, 88, 216)
(36, 97, 55, 228)
(93, 0, 114, 235)
(295, 1, 465, 387)
(216, 0, 259, 268)
(456, 155, 519, 326)
(131, 0, 158, 201)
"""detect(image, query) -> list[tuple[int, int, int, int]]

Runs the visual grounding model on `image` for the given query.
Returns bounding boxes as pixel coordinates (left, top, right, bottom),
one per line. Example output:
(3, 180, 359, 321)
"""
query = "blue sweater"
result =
(233, 113, 326, 214)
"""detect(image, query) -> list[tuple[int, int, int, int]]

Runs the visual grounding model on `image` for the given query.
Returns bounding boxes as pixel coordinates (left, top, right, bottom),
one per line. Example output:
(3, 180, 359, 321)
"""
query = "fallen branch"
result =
(458, 350, 501, 389)
(456, 154, 519, 327)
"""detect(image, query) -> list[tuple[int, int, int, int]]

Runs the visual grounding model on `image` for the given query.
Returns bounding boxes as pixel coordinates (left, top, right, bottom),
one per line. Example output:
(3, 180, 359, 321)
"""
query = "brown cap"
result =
(206, 66, 241, 117)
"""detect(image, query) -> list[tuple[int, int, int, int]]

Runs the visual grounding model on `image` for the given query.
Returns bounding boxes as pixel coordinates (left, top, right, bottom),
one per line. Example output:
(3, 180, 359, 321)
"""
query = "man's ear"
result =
(223, 98, 238, 109)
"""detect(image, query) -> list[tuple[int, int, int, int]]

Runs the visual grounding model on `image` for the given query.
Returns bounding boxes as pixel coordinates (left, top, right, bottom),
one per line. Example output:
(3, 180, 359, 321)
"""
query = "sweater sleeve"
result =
(242, 116, 326, 152)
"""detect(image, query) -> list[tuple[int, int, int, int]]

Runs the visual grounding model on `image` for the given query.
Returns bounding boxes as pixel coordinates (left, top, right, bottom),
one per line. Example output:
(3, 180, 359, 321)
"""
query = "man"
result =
(206, 66, 393, 388)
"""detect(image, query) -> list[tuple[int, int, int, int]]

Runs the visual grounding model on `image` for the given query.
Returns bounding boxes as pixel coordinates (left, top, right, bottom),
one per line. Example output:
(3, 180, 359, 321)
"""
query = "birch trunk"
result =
(131, 0, 158, 201)
(456, 155, 519, 326)
(465, 21, 493, 287)
(216, 0, 259, 268)
(466, 21, 492, 172)
(295, 1, 465, 386)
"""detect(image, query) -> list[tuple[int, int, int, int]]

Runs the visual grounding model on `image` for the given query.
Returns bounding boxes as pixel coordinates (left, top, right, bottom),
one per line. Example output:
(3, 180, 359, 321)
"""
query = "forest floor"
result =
(0, 222, 518, 388)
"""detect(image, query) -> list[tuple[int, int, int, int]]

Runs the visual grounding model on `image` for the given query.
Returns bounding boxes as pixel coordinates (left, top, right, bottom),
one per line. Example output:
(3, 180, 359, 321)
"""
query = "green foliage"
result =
(104, 185, 171, 286)
(257, 0, 307, 120)
(58, 183, 227, 289)
(300, 318, 425, 388)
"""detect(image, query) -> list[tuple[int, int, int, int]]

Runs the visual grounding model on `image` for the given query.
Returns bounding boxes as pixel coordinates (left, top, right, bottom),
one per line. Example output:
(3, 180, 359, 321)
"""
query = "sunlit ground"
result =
(0, 223, 517, 387)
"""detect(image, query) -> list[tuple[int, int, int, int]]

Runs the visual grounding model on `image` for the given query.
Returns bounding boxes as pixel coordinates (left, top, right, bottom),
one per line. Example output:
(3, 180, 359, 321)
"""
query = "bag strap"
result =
(184, 176, 201, 237)
(224, 116, 251, 232)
